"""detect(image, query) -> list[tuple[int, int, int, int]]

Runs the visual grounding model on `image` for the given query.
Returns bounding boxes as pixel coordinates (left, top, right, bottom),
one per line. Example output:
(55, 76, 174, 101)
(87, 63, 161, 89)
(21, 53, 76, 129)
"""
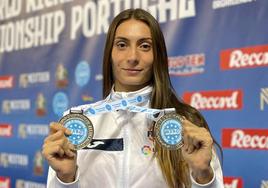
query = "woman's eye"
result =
(115, 42, 127, 49)
(140, 43, 151, 51)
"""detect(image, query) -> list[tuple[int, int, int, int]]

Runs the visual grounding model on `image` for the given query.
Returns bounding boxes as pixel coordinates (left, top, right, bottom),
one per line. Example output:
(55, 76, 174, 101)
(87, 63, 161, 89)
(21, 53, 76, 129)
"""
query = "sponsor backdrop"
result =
(0, 0, 267, 187)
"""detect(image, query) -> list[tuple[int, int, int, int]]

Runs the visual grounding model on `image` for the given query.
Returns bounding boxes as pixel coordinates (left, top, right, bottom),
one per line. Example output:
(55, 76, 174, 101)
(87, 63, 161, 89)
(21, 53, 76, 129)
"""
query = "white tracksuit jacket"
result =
(47, 86, 224, 188)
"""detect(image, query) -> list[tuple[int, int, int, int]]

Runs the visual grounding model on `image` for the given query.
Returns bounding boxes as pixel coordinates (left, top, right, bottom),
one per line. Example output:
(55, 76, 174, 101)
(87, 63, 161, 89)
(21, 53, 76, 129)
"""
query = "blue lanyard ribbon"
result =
(82, 93, 175, 121)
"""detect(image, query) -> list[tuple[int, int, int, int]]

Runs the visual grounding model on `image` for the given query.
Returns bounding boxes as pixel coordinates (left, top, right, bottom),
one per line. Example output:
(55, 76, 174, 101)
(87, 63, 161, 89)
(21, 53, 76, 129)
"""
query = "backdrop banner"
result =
(0, 1, 267, 187)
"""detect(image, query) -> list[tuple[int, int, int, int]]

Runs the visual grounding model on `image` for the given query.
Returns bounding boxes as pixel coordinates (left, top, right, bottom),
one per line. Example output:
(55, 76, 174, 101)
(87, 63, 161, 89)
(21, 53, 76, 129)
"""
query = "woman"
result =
(42, 9, 224, 188)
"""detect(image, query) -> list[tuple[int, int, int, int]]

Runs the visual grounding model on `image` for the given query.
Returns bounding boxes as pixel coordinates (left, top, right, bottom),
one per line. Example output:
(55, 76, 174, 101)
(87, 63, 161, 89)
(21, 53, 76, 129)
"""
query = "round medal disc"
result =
(155, 113, 184, 150)
(59, 112, 94, 150)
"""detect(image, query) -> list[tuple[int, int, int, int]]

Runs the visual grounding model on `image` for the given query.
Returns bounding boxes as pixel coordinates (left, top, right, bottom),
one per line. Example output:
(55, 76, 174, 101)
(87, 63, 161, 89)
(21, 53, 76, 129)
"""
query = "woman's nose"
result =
(127, 47, 139, 64)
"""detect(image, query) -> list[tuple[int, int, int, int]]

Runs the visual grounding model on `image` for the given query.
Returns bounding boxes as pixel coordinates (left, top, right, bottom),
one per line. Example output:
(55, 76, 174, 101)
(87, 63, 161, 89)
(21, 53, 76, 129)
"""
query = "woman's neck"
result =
(114, 82, 151, 92)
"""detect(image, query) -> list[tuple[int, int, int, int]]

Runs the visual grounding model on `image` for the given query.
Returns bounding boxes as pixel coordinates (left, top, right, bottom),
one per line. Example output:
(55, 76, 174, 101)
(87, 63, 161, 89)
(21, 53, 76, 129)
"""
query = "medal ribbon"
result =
(81, 93, 175, 121)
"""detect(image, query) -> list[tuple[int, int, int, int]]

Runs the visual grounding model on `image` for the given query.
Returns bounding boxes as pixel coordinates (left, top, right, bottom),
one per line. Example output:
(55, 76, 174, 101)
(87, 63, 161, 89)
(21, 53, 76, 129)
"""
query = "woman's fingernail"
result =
(69, 143, 75, 150)
(65, 129, 72, 135)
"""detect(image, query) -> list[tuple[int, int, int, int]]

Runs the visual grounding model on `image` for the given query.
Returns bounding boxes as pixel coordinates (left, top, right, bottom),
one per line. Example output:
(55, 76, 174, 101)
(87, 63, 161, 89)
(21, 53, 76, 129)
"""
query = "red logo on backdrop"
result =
(220, 45, 268, 70)
(222, 128, 268, 150)
(224, 177, 243, 188)
(0, 76, 14, 89)
(168, 53, 205, 76)
(183, 90, 243, 110)
(0, 176, 11, 188)
(0, 124, 12, 137)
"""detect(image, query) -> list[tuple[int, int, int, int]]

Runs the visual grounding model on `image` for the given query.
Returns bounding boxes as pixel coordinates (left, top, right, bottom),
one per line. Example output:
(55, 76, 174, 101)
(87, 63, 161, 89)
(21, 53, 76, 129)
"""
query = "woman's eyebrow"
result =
(114, 36, 152, 41)
(114, 36, 128, 40)
(138, 37, 152, 42)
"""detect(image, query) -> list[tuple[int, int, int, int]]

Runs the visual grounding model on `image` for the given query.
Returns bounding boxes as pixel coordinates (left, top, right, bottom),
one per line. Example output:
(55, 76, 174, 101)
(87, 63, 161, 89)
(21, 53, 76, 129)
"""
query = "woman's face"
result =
(111, 19, 154, 92)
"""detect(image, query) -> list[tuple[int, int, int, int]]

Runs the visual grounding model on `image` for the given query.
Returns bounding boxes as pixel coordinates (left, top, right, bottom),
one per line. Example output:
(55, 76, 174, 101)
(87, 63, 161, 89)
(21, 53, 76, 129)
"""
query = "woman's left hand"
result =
(181, 119, 214, 184)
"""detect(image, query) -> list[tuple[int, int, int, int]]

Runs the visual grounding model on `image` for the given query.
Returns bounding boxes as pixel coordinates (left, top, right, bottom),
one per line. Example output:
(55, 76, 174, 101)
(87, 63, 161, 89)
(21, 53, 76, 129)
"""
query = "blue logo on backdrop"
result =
(75, 61, 90, 87)
(52, 92, 69, 116)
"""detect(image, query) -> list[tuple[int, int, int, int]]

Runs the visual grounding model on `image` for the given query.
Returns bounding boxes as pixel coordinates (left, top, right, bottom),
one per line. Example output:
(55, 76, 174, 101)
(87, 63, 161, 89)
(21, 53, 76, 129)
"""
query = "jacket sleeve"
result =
(46, 167, 80, 188)
(190, 151, 224, 188)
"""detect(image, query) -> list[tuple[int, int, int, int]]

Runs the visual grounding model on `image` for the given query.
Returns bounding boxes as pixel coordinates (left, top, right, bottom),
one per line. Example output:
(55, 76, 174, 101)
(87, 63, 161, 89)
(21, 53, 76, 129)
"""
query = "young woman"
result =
(42, 9, 224, 188)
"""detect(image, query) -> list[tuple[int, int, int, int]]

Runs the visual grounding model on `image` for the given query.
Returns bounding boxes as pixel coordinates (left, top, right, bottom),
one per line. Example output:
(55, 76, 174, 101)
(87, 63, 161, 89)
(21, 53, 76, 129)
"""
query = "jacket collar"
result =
(107, 85, 153, 102)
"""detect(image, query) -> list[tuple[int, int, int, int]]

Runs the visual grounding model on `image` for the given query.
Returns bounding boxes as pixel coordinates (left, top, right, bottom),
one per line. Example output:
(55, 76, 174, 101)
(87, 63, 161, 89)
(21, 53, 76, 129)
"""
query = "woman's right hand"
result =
(42, 122, 77, 183)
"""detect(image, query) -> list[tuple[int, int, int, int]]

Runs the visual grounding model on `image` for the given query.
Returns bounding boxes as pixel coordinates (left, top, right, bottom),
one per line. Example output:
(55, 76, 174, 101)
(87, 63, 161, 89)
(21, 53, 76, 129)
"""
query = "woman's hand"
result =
(42, 122, 77, 183)
(181, 119, 214, 184)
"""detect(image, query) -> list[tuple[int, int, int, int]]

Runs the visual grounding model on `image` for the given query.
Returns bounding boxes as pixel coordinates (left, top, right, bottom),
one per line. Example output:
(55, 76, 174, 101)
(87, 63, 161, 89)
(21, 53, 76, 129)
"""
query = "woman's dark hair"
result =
(102, 8, 222, 188)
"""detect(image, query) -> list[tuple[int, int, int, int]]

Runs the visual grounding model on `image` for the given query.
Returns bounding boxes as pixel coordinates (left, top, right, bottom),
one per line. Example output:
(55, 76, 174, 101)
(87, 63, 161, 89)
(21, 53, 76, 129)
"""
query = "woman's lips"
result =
(122, 68, 142, 75)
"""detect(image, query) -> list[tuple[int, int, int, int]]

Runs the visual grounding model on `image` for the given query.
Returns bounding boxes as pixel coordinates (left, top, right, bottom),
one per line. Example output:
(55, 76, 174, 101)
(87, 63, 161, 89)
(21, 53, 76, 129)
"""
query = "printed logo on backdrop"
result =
(1, 99, 31, 114)
(16, 179, 46, 188)
(224, 177, 243, 188)
(0, 76, 14, 89)
(261, 180, 268, 188)
(212, 0, 257, 9)
(18, 124, 48, 139)
(260, 88, 268, 111)
(222, 128, 268, 150)
(0, 124, 12, 137)
(183, 90, 243, 110)
(168, 53, 205, 76)
(82, 94, 94, 102)
(220, 45, 268, 70)
(0, 153, 28, 168)
(52, 92, 69, 117)
(95, 74, 103, 81)
(33, 150, 45, 176)
(0, 176, 11, 188)
(35, 93, 46, 116)
(1, 101, 11, 114)
(75, 61, 91, 87)
(19, 72, 50, 88)
(55, 64, 68, 88)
